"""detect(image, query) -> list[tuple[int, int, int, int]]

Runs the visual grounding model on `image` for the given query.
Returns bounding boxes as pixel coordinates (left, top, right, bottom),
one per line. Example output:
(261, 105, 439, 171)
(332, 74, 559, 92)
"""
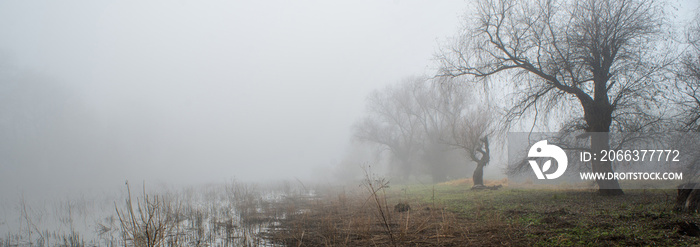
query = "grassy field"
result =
(269, 180, 700, 246)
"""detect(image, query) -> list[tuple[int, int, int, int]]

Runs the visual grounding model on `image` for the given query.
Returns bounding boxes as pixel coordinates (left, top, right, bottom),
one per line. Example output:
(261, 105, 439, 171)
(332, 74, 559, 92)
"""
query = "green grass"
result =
(384, 184, 700, 246)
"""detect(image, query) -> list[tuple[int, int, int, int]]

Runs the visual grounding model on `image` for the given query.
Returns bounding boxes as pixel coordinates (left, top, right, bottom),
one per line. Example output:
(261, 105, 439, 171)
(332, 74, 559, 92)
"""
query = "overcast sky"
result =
(0, 0, 470, 198)
(0, 1, 698, 199)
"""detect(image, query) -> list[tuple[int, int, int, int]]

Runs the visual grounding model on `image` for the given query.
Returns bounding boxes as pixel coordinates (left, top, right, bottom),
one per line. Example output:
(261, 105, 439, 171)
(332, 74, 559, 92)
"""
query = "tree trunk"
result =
(472, 162, 485, 187)
(675, 183, 700, 212)
(584, 102, 624, 195)
(590, 132, 623, 195)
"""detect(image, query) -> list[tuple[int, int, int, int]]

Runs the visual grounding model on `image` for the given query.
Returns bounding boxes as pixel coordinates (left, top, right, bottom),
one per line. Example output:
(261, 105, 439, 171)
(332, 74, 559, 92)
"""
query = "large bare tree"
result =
(438, 0, 673, 195)
(676, 12, 700, 131)
(671, 11, 700, 179)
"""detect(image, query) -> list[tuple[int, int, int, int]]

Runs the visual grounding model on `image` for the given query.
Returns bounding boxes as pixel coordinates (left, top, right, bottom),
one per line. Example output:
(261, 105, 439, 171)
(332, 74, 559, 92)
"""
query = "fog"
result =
(2, 0, 699, 198)
(0, 1, 471, 200)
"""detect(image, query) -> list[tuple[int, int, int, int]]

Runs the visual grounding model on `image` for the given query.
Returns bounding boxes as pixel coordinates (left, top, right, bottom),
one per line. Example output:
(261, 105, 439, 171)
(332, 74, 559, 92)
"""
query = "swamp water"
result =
(0, 181, 316, 247)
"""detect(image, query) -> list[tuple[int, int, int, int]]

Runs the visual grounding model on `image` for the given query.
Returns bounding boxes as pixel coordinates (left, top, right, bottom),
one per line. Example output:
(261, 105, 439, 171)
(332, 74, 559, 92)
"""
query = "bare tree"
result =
(450, 107, 494, 187)
(354, 77, 477, 182)
(410, 78, 468, 182)
(431, 80, 497, 187)
(354, 78, 424, 180)
(438, 0, 674, 195)
(672, 11, 700, 179)
(675, 11, 700, 131)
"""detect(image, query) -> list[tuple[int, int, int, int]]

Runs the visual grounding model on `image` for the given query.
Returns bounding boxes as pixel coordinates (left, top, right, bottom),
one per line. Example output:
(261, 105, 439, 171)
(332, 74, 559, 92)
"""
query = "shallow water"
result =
(0, 181, 311, 246)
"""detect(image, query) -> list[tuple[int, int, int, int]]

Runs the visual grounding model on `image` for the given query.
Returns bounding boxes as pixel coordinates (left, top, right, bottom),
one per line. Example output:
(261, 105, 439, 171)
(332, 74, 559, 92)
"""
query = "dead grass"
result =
(268, 185, 522, 246)
(268, 180, 700, 246)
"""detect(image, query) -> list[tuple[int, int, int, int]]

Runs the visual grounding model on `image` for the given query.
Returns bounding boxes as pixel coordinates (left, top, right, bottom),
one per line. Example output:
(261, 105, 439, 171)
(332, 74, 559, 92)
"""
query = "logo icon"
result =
(528, 140, 567, 179)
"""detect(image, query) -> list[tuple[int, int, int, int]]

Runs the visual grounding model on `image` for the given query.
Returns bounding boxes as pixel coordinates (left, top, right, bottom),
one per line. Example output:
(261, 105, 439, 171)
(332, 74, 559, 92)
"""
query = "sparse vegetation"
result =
(3, 179, 700, 246)
(269, 180, 700, 246)
(0, 180, 301, 247)
(114, 181, 175, 246)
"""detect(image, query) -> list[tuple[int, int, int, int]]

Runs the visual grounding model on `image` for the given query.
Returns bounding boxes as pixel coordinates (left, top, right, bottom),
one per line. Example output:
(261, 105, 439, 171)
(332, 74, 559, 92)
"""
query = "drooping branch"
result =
(438, 0, 670, 132)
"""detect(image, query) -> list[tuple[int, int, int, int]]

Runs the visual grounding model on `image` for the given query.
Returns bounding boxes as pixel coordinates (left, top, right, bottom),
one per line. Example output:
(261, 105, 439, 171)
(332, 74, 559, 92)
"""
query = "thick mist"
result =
(0, 1, 468, 199)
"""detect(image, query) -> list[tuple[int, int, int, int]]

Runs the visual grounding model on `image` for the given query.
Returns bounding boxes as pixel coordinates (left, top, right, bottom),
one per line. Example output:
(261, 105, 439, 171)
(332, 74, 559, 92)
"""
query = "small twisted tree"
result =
(448, 105, 494, 187)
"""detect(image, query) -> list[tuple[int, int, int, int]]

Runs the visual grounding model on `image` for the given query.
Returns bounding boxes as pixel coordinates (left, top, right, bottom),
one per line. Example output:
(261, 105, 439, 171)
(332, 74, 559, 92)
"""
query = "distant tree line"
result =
(353, 76, 496, 184)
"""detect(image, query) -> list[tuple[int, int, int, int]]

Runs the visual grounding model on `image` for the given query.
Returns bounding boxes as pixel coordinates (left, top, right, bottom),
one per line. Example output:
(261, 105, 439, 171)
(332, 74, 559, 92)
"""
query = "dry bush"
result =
(115, 181, 180, 247)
